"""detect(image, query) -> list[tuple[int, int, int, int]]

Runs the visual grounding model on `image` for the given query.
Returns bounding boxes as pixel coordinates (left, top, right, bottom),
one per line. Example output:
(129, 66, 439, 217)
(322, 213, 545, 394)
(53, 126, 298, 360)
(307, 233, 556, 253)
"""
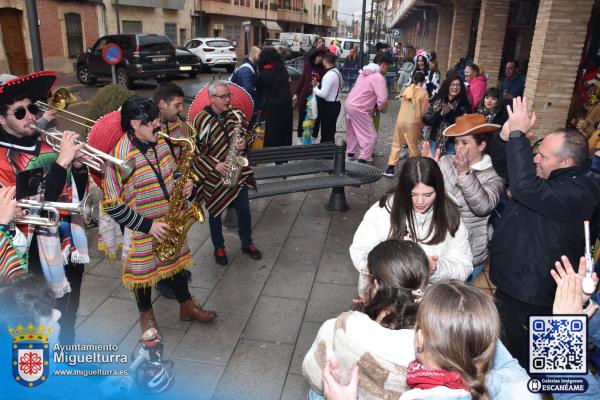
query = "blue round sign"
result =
(102, 44, 123, 65)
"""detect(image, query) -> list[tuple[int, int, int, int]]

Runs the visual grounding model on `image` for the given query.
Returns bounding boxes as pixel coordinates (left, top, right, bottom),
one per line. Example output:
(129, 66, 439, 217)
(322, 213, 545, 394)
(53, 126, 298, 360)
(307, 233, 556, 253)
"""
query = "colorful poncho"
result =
(192, 107, 256, 217)
(0, 226, 27, 284)
(102, 134, 192, 288)
(0, 132, 89, 297)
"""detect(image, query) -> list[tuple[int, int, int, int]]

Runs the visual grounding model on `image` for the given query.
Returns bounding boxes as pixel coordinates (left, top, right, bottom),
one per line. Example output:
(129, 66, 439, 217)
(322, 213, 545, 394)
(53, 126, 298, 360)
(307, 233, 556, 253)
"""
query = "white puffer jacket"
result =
(439, 155, 505, 266)
(349, 196, 473, 285)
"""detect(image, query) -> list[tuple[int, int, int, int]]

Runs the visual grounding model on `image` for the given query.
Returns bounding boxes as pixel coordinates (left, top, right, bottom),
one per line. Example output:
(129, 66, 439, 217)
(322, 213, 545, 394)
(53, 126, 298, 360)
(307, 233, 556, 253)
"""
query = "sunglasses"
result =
(7, 104, 40, 120)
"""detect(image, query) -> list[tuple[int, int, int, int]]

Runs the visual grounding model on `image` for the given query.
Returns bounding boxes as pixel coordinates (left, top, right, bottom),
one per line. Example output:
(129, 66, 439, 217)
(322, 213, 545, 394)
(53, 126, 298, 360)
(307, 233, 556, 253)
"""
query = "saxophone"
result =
(222, 107, 250, 188)
(153, 116, 205, 262)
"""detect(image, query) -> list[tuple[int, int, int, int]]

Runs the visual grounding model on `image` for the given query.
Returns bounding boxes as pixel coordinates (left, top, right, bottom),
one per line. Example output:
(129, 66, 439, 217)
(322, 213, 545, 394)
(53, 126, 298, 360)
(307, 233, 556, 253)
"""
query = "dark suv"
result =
(76, 34, 178, 88)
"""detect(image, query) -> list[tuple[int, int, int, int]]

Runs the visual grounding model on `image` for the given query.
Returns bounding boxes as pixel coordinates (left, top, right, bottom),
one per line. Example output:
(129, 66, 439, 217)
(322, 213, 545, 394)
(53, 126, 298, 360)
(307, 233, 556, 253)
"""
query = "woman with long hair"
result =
(477, 87, 508, 126)
(412, 54, 440, 99)
(304, 239, 429, 399)
(350, 157, 472, 290)
(423, 73, 471, 155)
(256, 47, 293, 147)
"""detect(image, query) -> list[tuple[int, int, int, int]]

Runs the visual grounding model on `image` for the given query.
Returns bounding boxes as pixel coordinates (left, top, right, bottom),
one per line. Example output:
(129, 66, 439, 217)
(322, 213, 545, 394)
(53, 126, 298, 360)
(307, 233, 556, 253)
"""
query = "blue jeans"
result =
(467, 263, 484, 285)
(208, 187, 253, 249)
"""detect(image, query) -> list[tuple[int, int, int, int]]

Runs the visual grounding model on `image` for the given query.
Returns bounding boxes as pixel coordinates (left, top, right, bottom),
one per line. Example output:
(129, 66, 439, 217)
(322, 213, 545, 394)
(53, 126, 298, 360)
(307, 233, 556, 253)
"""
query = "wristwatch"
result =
(509, 130, 523, 140)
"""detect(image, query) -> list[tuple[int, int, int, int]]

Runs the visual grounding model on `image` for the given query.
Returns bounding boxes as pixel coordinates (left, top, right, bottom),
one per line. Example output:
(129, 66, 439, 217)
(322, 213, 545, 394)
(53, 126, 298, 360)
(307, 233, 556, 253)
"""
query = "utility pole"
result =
(115, 0, 121, 34)
(264, 0, 268, 42)
(24, 0, 43, 71)
(359, 0, 367, 68)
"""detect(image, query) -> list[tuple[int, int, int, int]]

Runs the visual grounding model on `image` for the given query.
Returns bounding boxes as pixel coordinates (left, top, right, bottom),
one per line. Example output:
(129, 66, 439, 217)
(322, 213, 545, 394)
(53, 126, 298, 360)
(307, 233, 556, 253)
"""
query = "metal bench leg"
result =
(325, 186, 350, 212)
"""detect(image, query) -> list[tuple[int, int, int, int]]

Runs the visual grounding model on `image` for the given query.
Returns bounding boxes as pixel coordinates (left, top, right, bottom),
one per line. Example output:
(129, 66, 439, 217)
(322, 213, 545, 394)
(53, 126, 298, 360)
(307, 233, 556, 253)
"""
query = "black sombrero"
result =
(0, 70, 57, 106)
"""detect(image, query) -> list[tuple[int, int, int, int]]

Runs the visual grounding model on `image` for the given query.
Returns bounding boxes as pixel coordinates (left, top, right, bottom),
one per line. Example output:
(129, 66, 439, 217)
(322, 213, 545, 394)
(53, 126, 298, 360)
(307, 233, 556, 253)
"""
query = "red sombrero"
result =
(87, 111, 124, 186)
(0, 70, 57, 106)
(188, 82, 254, 124)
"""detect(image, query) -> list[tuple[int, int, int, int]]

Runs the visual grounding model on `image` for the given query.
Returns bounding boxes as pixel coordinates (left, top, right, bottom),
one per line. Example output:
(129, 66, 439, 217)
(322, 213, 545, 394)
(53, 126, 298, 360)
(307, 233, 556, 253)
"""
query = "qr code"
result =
(529, 316, 587, 374)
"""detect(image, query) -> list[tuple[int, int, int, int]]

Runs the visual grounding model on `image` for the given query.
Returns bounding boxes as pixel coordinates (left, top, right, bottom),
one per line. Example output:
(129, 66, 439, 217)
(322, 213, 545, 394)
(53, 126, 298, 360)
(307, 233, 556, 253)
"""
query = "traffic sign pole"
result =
(111, 65, 116, 84)
(101, 43, 124, 85)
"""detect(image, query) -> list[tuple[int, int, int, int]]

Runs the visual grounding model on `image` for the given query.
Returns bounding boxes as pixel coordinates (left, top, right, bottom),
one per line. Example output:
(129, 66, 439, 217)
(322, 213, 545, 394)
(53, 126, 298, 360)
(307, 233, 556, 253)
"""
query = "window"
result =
(65, 13, 83, 58)
(165, 23, 177, 44)
(122, 20, 142, 34)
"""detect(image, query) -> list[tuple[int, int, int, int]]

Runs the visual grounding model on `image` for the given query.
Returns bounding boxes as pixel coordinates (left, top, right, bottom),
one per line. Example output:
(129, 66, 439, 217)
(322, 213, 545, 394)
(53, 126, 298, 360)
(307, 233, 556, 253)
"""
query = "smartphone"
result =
(16, 168, 44, 200)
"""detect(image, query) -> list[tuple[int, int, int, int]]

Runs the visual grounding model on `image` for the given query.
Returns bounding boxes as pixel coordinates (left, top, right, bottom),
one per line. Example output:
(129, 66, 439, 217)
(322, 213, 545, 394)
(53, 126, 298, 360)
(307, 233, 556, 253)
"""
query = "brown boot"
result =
(179, 298, 217, 322)
(139, 309, 158, 334)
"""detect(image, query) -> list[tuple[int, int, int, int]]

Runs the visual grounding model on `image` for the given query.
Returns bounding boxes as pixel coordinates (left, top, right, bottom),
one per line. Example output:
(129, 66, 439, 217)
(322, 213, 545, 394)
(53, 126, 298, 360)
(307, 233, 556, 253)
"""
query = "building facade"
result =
(390, 0, 600, 137)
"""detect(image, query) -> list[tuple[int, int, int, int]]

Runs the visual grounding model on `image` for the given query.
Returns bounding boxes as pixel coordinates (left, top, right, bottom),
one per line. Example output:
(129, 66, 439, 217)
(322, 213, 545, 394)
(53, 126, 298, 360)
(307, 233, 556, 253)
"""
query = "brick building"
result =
(0, 0, 103, 75)
(389, 0, 600, 137)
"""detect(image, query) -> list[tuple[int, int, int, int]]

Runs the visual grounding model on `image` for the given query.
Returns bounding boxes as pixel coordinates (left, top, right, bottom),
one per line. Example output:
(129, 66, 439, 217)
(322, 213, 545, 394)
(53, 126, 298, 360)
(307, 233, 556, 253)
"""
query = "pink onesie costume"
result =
(343, 64, 388, 160)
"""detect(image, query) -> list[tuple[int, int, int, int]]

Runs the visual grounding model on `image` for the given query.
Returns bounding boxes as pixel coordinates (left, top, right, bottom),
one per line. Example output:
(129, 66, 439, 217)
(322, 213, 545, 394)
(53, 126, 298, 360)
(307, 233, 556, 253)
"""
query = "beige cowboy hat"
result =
(442, 114, 501, 137)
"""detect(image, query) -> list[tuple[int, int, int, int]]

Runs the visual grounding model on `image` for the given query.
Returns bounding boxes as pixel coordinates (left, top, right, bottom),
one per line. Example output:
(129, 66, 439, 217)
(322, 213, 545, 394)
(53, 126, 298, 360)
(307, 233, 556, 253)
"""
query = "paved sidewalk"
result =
(73, 97, 494, 399)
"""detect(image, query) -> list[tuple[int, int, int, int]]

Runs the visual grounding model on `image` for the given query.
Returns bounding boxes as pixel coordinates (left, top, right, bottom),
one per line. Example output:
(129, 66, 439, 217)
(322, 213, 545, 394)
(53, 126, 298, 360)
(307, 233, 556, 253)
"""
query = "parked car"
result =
(184, 37, 237, 73)
(174, 47, 202, 78)
(76, 33, 178, 88)
(263, 39, 283, 50)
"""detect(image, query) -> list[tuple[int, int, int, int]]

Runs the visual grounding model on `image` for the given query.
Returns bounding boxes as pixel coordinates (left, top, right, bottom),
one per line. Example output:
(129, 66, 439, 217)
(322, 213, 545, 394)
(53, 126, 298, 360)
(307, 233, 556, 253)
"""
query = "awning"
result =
(258, 20, 283, 31)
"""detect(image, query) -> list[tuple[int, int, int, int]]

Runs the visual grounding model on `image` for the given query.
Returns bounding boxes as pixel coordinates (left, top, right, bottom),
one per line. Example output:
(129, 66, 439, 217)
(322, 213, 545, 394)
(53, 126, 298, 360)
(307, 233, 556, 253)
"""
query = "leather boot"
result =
(179, 298, 217, 322)
(139, 308, 158, 334)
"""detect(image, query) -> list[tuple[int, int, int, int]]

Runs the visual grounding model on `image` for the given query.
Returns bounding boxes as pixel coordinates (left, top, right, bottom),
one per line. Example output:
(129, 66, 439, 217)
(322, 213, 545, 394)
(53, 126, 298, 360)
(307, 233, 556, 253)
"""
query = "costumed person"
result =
(344, 53, 392, 163)
(412, 53, 440, 99)
(0, 186, 27, 284)
(383, 71, 429, 178)
(102, 96, 216, 334)
(422, 114, 505, 284)
(256, 47, 293, 147)
(293, 47, 326, 144)
(191, 81, 262, 266)
(0, 71, 89, 344)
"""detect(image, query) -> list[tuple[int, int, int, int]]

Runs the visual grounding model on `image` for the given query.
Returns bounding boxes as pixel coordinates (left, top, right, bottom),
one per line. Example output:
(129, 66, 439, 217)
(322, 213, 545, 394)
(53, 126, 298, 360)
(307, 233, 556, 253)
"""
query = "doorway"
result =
(0, 8, 28, 75)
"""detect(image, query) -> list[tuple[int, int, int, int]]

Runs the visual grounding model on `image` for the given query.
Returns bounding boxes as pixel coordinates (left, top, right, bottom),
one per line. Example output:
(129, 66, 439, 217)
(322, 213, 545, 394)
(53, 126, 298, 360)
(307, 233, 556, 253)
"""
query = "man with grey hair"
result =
(231, 46, 262, 125)
(489, 97, 600, 368)
(192, 81, 262, 265)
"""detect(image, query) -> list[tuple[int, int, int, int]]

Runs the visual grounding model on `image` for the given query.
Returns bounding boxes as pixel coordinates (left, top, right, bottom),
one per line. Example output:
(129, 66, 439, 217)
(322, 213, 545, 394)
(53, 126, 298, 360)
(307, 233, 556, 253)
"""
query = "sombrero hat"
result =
(86, 111, 124, 187)
(0, 70, 57, 106)
(188, 82, 254, 124)
(443, 114, 501, 137)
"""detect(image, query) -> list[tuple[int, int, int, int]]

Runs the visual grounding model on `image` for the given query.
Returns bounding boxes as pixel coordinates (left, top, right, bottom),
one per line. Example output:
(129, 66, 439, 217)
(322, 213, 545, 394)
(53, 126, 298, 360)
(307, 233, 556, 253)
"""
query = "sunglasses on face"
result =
(7, 103, 40, 120)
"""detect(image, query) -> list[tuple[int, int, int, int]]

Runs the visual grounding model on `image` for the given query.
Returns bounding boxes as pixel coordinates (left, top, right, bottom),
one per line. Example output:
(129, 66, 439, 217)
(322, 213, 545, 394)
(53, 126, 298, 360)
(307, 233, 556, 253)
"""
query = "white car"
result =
(184, 37, 237, 72)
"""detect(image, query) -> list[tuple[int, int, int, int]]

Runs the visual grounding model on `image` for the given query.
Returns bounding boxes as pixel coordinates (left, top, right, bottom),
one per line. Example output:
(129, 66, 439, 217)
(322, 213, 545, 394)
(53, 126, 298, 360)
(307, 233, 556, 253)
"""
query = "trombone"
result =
(35, 88, 95, 129)
(14, 194, 99, 227)
(29, 125, 136, 182)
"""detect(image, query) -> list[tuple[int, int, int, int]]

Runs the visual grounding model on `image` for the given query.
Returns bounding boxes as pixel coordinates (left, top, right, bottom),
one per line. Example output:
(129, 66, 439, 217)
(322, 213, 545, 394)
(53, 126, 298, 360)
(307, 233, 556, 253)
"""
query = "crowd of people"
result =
(1, 35, 600, 399)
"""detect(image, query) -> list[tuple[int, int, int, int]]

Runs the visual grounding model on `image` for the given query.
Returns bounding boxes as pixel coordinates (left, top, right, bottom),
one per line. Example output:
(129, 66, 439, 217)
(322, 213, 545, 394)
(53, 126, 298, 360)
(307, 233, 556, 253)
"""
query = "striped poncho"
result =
(161, 119, 184, 160)
(192, 107, 256, 217)
(0, 226, 26, 284)
(102, 134, 192, 288)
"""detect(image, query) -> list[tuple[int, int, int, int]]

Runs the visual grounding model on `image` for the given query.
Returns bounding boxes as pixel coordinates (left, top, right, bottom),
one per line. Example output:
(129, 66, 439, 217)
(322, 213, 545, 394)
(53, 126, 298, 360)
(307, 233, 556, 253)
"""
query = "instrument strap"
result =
(132, 138, 170, 201)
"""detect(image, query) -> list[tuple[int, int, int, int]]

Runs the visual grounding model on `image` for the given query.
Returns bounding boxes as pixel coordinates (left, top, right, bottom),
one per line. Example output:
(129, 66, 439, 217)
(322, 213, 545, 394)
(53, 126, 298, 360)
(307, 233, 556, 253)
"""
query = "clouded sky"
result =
(338, 0, 371, 23)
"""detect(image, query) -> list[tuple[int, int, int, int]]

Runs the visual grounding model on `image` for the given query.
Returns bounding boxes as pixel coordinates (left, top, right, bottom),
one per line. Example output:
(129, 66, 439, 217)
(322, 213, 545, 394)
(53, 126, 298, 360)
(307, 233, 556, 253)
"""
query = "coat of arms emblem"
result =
(9, 323, 51, 387)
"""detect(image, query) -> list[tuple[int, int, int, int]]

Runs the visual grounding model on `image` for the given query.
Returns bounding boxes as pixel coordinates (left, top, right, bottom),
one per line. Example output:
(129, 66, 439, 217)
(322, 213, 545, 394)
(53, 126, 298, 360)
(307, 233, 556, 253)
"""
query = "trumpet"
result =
(14, 194, 99, 227)
(35, 88, 95, 129)
(30, 125, 136, 182)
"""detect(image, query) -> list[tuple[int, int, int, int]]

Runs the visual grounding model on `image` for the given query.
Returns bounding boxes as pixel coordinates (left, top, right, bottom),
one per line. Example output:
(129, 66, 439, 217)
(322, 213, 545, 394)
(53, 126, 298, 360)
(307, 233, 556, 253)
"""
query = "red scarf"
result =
(406, 360, 470, 391)
(263, 63, 276, 70)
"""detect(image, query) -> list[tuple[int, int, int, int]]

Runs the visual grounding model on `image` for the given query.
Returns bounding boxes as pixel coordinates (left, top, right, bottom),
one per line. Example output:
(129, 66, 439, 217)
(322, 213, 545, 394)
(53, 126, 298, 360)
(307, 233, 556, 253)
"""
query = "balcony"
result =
(323, 17, 334, 27)
(197, 0, 277, 20)
(112, 0, 184, 9)
(277, 9, 302, 23)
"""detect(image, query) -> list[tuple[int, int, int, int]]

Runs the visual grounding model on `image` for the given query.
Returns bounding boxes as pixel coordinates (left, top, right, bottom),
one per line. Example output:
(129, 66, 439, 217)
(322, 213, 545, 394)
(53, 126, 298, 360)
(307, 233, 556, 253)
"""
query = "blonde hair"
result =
(416, 281, 500, 400)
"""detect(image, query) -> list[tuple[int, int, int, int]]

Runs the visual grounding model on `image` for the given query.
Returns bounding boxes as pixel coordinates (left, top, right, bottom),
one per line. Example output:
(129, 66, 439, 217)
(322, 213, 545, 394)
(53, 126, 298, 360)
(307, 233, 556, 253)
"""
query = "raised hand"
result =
(506, 97, 537, 135)
(551, 255, 598, 304)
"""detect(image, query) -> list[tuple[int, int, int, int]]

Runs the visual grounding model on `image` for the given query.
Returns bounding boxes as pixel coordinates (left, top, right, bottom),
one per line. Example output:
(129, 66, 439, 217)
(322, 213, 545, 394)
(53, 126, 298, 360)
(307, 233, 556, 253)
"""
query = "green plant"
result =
(86, 84, 133, 121)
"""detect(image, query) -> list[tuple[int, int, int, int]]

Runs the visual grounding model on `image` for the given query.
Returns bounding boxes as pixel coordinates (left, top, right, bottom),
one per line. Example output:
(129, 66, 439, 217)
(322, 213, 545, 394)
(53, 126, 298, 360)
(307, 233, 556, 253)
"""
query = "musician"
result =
(0, 186, 27, 284)
(193, 81, 262, 266)
(102, 96, 216, 333)
(0, 71, 88, 344)
(153, 82, 193, 299)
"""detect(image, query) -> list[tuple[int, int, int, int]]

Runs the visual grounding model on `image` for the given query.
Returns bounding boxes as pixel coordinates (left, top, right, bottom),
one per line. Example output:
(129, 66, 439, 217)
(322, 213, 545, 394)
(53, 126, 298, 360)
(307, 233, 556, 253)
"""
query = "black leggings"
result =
(134, 270, 192, 312)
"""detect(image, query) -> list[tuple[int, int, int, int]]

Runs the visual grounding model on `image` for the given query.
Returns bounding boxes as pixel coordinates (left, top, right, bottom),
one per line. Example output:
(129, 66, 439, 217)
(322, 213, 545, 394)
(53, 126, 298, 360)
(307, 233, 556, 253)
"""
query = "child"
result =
(384, 72, 429, 177)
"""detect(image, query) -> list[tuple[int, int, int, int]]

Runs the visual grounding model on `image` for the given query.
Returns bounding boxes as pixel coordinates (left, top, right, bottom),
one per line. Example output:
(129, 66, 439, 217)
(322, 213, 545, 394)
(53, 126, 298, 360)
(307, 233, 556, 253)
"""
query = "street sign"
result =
(101, 43, 123, 65)
(242, 20, 251, 26)
(244, 25, 250, 33)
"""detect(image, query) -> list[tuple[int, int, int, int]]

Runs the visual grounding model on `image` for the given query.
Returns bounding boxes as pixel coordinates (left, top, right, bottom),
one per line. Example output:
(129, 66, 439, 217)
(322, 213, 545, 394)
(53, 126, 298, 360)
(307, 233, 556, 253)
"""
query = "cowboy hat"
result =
(443, 114, 501, 137)
(0, 70, 57, 106)
(188, 82, 254, 124)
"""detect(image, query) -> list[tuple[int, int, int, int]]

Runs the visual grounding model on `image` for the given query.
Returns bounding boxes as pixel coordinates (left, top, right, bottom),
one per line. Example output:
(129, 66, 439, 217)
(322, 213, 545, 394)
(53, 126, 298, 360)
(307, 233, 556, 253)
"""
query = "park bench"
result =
(247, 140, 382, 211)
